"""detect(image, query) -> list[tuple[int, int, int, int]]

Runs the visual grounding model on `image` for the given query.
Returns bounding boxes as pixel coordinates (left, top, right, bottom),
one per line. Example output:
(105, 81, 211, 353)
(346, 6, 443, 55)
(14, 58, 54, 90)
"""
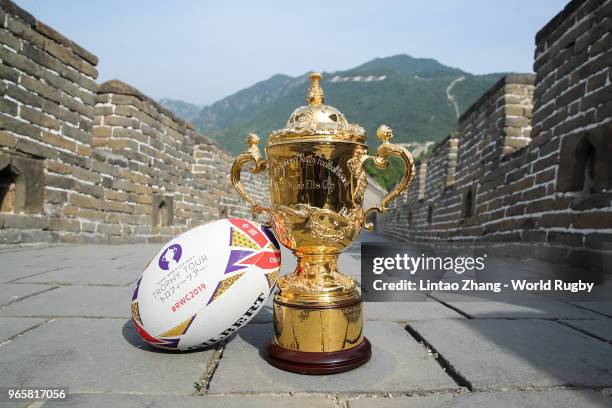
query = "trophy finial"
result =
(376, 125, 393, 143)
(247, 133, 260, 146)
(307, 72, 324, 107)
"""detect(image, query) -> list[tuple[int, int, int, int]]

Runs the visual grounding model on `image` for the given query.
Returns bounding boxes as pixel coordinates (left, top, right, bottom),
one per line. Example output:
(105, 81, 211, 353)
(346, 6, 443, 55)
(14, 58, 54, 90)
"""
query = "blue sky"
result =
(16, 0, 568, 106)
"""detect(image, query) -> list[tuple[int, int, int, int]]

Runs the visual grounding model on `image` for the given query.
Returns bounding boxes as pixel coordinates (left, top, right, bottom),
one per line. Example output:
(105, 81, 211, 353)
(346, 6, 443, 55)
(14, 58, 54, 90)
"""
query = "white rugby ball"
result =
(131, 218, 281, 350)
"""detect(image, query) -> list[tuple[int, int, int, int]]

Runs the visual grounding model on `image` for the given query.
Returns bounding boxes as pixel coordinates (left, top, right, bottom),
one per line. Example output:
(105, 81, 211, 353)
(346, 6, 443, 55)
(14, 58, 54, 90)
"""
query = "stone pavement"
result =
(0, 234, 611, 407)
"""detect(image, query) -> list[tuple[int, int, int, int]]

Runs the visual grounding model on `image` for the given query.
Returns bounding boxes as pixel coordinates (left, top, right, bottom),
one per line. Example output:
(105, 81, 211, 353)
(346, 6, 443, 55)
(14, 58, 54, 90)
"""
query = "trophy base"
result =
(267, 290, 371, 374)
(265, 337, 371, 375)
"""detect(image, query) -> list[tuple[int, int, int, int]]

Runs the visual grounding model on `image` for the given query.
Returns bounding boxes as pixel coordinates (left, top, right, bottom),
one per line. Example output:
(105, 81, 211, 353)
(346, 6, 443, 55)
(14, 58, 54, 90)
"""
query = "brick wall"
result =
(0, 0, 267, 244)
(378, 0, 612, 271)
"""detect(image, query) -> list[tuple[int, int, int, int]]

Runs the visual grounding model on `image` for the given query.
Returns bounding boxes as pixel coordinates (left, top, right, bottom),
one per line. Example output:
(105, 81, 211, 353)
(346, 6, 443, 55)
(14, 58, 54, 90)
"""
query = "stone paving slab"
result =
(429, 292, 602, 319)
(0, 263, 60, 284)
(350, 394, 456, 408)
(364, 301, 464, 321)
(410, 319, 612, 389)
(41, 394, 335, 408)
(1, 240, 611, 405)
(570, 302, 612, 318)
(0, 316, 46, 342)
(279, 246, 296, 275)
(561, 319, 612, 343)
(15, 265, 142, 286)
(0, 245, 158, 284)
(0, 286, 132, 318)
(348, 390, 612, 408)
(0, 283, 54, 306)
(338, 252, 361, 276)
(208, 321, 458, 394)
(248, 296, 273, 324)
(0, 318, 212, 394)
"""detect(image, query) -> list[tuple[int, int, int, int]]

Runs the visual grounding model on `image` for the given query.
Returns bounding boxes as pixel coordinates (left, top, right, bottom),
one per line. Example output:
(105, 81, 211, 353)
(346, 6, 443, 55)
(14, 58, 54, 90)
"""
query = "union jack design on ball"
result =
(207, 218, 281, 305)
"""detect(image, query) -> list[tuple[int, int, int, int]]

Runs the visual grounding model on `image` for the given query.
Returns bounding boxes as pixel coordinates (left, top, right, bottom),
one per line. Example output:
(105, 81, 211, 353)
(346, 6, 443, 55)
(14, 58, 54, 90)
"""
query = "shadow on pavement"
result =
(121, 319, 216, 354)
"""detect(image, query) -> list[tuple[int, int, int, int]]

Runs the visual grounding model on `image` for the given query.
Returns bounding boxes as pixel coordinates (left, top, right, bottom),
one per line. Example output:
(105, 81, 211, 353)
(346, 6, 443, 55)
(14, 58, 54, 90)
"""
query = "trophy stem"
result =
(267, 252, 371, 374)
(277, 253, 357, 303)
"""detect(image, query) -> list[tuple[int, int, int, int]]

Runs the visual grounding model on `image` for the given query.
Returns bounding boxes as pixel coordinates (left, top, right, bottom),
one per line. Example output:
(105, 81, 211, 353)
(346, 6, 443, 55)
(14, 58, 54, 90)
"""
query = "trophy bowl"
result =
(231, 73, 415, 374)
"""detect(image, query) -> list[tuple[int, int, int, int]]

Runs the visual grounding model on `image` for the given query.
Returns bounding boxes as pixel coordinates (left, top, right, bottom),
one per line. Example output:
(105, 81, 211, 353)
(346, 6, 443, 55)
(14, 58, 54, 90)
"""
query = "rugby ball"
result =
(131, 218, 281, 350)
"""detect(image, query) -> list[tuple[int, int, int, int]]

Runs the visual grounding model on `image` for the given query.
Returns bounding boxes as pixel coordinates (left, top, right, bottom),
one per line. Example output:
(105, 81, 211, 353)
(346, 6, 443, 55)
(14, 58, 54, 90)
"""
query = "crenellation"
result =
(446, 136, 459, 187)
(1, 0, 610, 265)
(416, 161, 427, 200)
(0, 0, 265, 244)
(378, 0, 612, 270)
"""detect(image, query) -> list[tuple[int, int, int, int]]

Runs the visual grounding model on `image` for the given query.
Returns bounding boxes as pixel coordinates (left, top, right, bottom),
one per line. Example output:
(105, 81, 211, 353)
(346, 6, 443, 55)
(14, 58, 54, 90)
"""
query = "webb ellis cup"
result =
(231, 73, 415, 374)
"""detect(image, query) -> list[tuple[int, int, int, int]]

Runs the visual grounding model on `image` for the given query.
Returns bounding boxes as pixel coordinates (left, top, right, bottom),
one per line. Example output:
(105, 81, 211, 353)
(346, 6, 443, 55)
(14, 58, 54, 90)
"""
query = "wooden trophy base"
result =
(265, 337, 371, 375)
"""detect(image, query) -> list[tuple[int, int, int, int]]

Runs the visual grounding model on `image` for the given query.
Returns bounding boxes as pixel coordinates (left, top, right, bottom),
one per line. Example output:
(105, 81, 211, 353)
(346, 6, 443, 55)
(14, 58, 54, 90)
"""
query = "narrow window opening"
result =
(573, 138, 596, 194)
(152, 195, 174, 227)
(0, 167, 17, 213)
(464, 189, 473, 218)
(581, 144, 595, 195)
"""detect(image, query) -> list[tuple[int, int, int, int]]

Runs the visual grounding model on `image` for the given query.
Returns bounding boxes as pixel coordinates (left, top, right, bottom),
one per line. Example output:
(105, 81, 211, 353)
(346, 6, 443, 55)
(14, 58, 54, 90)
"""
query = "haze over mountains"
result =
(160, 55, 504, 155)
(158, 98, 201, 123)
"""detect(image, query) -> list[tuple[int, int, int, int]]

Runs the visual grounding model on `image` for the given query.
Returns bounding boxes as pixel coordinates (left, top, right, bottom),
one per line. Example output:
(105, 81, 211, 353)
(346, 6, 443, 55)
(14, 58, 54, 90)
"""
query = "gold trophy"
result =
(231, 73, 414, 374)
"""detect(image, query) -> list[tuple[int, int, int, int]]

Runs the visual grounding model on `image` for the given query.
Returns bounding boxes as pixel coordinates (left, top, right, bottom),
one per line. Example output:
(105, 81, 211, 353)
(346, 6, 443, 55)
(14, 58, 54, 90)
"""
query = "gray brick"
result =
(21, 41, 63, 73)
(21, 74, 62, 103)
(20, 105, 60, 130)
(6, 83, 42, 107)
(0, 113, 41, 138)
(0, 61, 19, 82)
(0, 26, 20, 50)
(0, 97, 18, 116)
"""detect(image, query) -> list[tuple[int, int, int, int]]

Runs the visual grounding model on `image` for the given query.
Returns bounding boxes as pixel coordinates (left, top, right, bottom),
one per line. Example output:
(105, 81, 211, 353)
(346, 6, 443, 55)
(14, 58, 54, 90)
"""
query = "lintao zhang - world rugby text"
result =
(373, 279, 503, 293)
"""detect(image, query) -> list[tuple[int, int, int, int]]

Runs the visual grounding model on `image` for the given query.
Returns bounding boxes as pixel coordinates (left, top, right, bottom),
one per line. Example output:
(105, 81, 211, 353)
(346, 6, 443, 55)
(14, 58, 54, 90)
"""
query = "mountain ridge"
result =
(161, 54, 505, 189)
(158, 98, 201, 123)
(185, 55, 502, 155)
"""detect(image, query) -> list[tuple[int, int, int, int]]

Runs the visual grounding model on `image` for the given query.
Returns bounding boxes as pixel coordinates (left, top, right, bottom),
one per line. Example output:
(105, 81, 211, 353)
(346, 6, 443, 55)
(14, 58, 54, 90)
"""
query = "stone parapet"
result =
(378, 0, 612, 272)
(0, 0, 265, 244)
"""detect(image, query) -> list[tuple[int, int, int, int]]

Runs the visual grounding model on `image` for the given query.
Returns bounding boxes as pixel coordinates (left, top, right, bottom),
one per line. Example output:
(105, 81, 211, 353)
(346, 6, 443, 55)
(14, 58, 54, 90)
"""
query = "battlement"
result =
(379, 0, 612, 270)
(0, 0, 610, 262)
(0, 0, 266, 243)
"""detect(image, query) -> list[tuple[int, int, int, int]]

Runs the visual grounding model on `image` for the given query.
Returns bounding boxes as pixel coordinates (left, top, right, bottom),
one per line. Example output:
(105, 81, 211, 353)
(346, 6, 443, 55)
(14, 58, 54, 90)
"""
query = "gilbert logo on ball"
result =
(131, 218, 281, 350)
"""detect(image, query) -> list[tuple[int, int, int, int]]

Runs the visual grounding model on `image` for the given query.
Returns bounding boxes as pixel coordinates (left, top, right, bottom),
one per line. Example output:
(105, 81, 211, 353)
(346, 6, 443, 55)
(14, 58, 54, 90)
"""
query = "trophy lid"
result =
(268, 72, 366, 145)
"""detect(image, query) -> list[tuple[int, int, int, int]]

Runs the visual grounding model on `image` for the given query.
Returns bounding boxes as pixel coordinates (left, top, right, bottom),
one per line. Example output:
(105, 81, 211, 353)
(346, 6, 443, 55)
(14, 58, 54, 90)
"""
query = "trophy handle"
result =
(230, 133, 272, 215)
(362, 125, 415, 231)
